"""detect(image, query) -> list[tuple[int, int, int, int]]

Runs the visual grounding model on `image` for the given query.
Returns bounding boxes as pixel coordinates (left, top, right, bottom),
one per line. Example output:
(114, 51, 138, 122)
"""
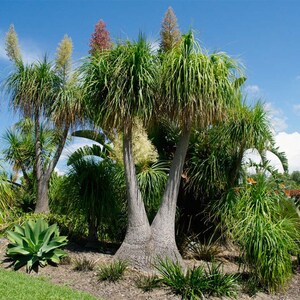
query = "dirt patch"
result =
(0, 239, 299, 300)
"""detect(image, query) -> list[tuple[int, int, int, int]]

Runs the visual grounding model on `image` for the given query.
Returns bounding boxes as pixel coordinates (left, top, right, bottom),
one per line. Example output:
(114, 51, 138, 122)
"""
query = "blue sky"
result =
(0, 0, 300, 172)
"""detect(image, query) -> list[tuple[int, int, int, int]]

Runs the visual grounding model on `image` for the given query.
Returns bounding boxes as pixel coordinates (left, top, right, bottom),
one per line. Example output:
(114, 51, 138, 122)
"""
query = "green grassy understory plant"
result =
(73, 256, 96, 271)
(97, 260, 127, 282)
(6, 218, 68, 273)
(135, 274, 161, 292)
(185, 235, 222, 261)
(155, 258, 238, 299)
(213, 174, 300, 292)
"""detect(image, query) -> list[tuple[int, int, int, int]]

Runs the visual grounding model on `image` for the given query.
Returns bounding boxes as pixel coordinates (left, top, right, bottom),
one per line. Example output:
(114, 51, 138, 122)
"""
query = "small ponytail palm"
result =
(6, 218, 68, 273)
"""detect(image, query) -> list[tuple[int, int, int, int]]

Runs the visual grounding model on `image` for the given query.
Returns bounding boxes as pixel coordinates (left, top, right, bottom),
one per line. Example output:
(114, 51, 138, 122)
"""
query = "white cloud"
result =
(244, 132, 300, 173)
(273, 132, 300, 172)
(244, 85, 261, 95)
(293, 104, 300, 116)
(19, 40, 43, 64)
(264, 102, 288, 133)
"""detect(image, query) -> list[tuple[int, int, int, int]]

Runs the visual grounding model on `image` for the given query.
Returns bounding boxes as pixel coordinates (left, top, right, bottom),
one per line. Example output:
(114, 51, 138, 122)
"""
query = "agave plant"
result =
(6, 218, 68, 273)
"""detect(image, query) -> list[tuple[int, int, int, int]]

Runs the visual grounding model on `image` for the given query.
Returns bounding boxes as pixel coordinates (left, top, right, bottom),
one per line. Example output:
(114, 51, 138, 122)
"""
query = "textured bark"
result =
(35, 177, 50, 213)
(85, 214, 99, 248)
(115, 124, 192, 269)
(115, 124, 152, 268)
(150, 125, 191, 263)
(34, 108, 49, 213)
(34, 118, 70, 213)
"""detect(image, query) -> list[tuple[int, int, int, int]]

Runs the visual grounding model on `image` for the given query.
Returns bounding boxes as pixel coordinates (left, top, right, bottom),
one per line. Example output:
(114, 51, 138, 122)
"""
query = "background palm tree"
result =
(2, 119, 69, 212)
(66, 155, 119, 246)
(4, 34, 83, 213)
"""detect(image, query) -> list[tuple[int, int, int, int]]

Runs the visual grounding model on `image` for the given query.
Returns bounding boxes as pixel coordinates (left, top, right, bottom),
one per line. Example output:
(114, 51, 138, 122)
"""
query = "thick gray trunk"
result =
(115, 123, 191, 269)
(35, 177, 50, 213)
(115, 124, 151, 268)
(34, 118, 69, 214)
(150, 125, 191, 262)
(34, 108, 50, 213)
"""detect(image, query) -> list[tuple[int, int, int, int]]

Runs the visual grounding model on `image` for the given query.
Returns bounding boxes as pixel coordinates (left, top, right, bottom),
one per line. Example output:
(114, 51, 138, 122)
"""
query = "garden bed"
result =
(0, 238, 299, 300)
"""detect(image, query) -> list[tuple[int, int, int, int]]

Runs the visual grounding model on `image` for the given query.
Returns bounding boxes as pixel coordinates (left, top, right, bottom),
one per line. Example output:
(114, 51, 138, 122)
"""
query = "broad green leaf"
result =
(24, 221, 35, 249)
(14, 224, 25, 235)
(42, 224, 58, 245)
(7, 245, 30, 255)
(6, 230, 23, 245)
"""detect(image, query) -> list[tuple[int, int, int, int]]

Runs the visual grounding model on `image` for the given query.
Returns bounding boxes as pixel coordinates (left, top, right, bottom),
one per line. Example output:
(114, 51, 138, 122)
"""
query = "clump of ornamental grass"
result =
(135, 274, 161, 292)
(186, 236, 222, 262)
(97, 260, 127, 282)
(73, 256, 96, 271)
(155, 258, 238, 299)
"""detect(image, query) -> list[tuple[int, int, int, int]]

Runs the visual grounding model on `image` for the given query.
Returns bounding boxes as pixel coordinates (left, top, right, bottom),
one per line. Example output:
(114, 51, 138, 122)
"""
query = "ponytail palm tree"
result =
(83, 32, 242, 267)
(82, 35, 158, 266)
(4, 36, 82, 213)
(5, 60, 57, 212)
(150, 32, 243, 261)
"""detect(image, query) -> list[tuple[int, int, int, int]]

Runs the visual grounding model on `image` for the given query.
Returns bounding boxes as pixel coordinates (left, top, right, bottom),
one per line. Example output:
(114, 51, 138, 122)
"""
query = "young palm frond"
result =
(137, 161, 169, 221)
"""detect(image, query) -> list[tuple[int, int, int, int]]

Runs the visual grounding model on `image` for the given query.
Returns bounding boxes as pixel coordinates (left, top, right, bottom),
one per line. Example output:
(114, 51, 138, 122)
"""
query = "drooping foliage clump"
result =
(212, 175, 300, 291)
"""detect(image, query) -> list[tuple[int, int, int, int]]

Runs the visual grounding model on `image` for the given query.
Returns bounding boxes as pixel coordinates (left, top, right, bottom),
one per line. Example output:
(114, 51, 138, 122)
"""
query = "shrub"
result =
(2, 212, 88, 240)
(135, 275, 161, 292)
(155, 258, 207, 299)
(97, 260, 127, 282)
(186, 236, 222, 261)
(205, 261, 238, 298)
(238, 273, 262, 297)
(73, 256, 96, 271)
(155, 259, 238, 299)
(6, 218, 67, 273)
(212, 175, 300, 291)
(60, 255, 72, 265)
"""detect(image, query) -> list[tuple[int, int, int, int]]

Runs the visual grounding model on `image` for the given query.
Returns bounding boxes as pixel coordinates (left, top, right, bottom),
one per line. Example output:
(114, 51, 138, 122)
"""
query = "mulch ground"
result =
(0, 238, 299, 300)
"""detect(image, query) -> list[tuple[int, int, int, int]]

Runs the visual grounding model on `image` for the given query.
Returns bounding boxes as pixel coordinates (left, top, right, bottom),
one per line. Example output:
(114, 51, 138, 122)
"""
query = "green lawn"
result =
(0, 268, 98, 300)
